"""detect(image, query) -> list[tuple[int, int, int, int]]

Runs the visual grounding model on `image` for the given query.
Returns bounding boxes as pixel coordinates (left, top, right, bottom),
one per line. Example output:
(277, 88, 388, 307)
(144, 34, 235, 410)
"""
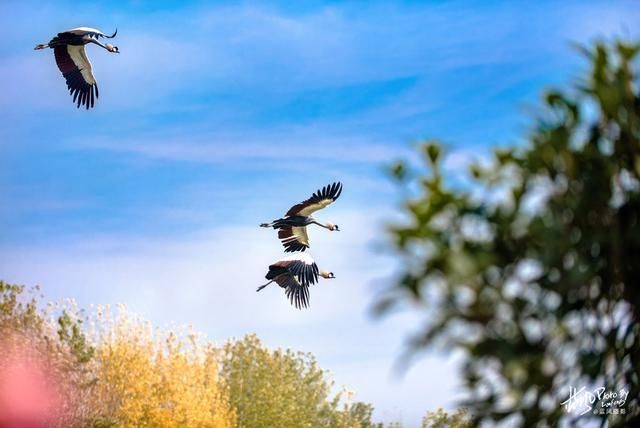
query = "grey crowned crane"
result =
(257, 253, 335, 309)
(260, 182, 342, 252)
(35, 27, 119, 109)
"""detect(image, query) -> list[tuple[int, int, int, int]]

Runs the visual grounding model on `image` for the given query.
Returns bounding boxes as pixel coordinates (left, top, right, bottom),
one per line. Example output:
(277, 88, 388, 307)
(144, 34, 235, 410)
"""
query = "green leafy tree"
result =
(326, 397, 385, 428)
(57, 310, 95, 364)
(380, 40, 640, 426)
(0, 281, 44, 334)
(422, 408, 470, 428)
(220, 334, 330, 427)
(220, 334, 377, 428)
(346, 402, 384, 428)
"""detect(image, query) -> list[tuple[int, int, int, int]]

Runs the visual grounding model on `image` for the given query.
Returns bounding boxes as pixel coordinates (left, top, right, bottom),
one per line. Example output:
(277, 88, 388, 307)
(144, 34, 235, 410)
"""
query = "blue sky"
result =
(1, 0, 639, 425)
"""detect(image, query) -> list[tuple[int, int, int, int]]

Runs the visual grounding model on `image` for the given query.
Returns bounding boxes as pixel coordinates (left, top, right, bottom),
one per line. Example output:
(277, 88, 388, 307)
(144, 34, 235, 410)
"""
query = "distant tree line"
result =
(0, 281, 466, 427)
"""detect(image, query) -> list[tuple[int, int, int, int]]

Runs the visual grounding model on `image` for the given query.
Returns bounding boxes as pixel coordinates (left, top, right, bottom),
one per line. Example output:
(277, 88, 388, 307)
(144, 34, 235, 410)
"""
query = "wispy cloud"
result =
(70, 127, 402, 165)
(7, 1, 637, 114)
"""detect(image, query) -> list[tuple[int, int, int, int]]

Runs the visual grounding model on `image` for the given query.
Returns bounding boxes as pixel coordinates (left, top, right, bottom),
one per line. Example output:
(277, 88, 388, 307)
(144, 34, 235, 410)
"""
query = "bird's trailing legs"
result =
(256, 280, 274, 292)
(34, 43, 49, 50)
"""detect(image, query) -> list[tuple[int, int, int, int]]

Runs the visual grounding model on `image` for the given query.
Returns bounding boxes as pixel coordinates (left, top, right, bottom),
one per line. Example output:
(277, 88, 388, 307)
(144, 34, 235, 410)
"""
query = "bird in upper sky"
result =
(260, 182, 342, 252)
(257, 253, 335, 309)
(35, 27, 119, 109)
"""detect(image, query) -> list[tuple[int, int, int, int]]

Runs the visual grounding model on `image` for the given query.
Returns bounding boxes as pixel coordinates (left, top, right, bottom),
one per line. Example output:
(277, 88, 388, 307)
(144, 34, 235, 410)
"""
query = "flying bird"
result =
(260, 182, 342, 252)
(257, 253, 335, 309)
(35, 27, 119, 109)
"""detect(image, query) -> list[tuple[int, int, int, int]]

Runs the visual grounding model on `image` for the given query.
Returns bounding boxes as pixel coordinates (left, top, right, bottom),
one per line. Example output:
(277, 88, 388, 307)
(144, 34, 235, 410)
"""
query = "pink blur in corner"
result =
(0, 337, 63, 427)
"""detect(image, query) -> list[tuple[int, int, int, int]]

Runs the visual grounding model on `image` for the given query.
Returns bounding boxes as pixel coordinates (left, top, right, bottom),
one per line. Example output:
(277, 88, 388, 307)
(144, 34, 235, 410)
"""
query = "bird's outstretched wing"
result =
(286, 182, 342, 217)
(284, 278, 311, 309)
(285, 256, 319, 286)
(63, 27, 117, 39)
(54, 45, 98, 109)
(278, 226, 310, 252)
(270, 255, 319, 309)
(285, 257, 318, 309)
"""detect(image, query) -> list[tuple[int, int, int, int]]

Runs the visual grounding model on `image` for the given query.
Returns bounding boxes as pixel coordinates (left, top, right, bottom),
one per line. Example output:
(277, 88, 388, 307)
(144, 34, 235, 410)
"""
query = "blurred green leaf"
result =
(379, 39, 640, 427)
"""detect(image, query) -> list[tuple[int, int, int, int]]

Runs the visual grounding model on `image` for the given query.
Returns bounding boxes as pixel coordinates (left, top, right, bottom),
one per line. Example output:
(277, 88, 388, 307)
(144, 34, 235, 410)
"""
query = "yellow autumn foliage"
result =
(1, 283, 384, 428)
(90, 306, 236, 428)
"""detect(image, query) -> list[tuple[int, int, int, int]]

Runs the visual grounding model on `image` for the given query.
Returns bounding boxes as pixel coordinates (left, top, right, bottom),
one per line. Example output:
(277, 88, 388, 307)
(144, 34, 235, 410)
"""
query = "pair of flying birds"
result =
(259, 182, 342, 309)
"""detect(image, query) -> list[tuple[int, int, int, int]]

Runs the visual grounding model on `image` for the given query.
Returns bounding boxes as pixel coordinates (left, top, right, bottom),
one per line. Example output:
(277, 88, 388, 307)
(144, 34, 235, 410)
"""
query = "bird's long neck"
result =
(310, 219, 330, 229)
(86, 37, 109, 51)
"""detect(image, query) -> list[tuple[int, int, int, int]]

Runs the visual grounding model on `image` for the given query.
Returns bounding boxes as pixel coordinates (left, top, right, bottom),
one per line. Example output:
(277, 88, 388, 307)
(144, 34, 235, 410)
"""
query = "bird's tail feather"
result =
(34, 44, 48, 50)
(261, 219, 287, 229)
(256, 281, 273, 292)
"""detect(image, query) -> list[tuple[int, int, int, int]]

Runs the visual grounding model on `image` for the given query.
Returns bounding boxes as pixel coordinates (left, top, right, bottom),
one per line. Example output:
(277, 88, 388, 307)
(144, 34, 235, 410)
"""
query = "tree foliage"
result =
(380, 40, 640, 426)
(344, 401, 385, 428)
(0, 282, 96, 426)
(89, 307, 236, 427)
(1, 282, 385, 427)
(421, 408, 470, 428)
(220, 333, 376, 428)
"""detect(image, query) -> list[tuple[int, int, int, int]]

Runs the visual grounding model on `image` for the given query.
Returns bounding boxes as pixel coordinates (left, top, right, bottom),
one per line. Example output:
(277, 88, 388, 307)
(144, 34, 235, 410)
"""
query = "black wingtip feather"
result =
(318, 181, 342, 201)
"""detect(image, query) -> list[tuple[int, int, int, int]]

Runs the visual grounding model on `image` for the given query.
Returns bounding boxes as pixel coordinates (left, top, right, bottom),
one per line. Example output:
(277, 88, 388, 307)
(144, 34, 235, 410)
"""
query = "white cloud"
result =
(0, 206, 460, 427)
(0, 208, 388, 326)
